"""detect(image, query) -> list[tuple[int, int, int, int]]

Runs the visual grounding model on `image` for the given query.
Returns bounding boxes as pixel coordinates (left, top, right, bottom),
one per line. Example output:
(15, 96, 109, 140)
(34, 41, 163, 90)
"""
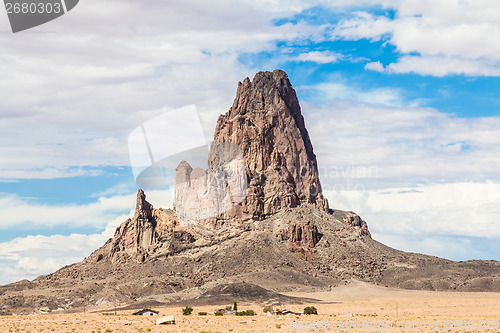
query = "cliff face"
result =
(209, 70, 329, 219)
(173, 144, 247, 223)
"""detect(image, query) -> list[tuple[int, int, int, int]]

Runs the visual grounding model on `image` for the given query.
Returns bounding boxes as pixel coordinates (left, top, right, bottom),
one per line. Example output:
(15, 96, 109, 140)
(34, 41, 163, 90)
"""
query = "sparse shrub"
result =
(263, 306, 273, 313)
(235, 310, 256, 316)
(214, 310, 223, 316)
(198, 312, 207, 316)
(233, 301, 237, 311)
(225, 305, 232, 311)
(276, 324, 282, 329)
(182, 306, 193, 315)
(304, 306, 317, 315)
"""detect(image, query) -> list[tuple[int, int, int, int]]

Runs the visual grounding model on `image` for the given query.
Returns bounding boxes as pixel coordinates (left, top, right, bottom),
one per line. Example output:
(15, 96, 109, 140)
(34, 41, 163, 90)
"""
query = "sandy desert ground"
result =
(1, 281, 499, 333)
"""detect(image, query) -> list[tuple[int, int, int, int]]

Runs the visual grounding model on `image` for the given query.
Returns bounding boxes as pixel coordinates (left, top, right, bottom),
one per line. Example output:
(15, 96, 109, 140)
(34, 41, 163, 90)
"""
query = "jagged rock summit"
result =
(211, 70, 329, 219)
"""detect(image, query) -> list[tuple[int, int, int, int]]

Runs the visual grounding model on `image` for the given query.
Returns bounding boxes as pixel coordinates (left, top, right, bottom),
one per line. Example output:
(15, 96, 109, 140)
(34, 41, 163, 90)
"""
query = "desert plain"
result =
(1, 281, 499, 333)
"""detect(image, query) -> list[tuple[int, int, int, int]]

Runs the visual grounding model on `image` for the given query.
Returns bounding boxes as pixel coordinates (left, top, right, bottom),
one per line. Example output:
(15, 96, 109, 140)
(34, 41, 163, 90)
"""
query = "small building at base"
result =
(133, 309, 159, 316)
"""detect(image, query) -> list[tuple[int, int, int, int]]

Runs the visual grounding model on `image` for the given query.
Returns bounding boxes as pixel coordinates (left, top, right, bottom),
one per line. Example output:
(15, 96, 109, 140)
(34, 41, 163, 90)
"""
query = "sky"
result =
(1, 0, 500, 284)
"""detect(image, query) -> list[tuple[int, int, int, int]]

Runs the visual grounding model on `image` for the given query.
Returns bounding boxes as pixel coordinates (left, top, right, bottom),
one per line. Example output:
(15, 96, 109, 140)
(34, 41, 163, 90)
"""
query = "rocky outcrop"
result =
(108, 190, 181, 263)
(134, 188, 153, 221)
(210, 69, 329, 219)
(342, 212, 371, 237)
(278, 221, 322, 248)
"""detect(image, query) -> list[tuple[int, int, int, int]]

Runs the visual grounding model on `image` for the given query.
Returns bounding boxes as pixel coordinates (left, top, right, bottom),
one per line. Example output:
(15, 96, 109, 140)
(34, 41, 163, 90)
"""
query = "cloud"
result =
(323, 181, 500, 260)
(384, 55, 500, 76)
(0, 192, 136, 229)
(372, 233, 500, 261)
(0, 187, 175, 230)
(299, 89, 500, 260)
(0, 0, 329, 180)
(0, 214, 127, 284)
(364, 61, 384, 72)
(0, 167, 106, 180)
(333, 11, 393, 41)
(4, 0, 497, 179)
(293, 51, 342, 64)
(302, 98, 500, 190)
(307, 81, 405, 107)
(329, 1, 500, 76)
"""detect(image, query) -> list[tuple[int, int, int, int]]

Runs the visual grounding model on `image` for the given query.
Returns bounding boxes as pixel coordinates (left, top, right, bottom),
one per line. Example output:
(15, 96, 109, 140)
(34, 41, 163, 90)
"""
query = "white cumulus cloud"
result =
(330, 0, 500, 76)
(0, 213, 127, 284)
(301, 89, 500, 260)
(324, 182, 500, 260)
(0, 193, 136, 229)
(293, 51, 343, 64)
(0, 0, 329, 180)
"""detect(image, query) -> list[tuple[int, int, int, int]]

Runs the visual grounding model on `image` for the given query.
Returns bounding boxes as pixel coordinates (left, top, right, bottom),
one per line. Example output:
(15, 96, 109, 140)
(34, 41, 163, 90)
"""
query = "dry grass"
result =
(1, 282, 499, 332)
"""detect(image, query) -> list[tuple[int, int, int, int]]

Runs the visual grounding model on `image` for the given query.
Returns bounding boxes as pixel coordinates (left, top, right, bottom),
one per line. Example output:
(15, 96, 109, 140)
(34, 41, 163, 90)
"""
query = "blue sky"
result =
(1, 0, 500, 284)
